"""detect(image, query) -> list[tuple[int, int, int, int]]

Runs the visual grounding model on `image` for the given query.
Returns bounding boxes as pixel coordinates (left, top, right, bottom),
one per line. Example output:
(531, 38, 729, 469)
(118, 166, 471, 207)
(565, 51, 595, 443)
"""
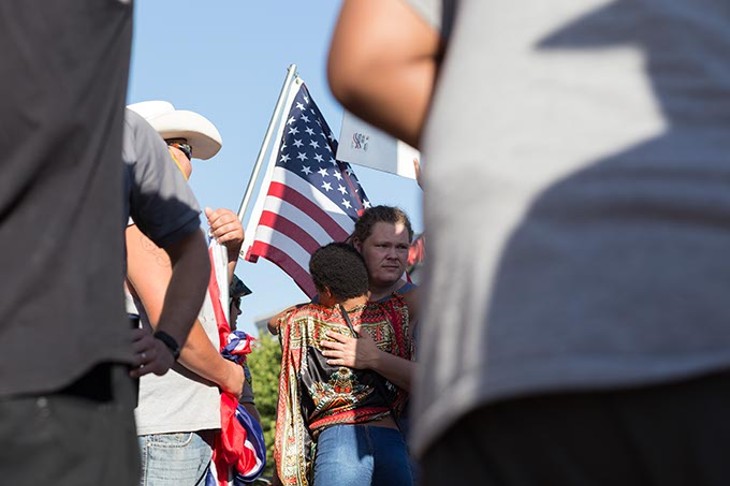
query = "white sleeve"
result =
(401, 0, 443, 31)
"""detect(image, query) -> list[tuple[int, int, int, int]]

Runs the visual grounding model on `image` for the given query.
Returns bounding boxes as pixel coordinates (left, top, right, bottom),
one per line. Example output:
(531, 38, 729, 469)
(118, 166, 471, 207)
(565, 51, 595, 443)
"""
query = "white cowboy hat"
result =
(127, 100, 223, 160)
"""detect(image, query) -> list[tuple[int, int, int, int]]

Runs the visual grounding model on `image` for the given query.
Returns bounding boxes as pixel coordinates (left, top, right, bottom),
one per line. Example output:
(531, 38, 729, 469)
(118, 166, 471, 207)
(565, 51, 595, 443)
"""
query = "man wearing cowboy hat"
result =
(125, 101, 246, 485)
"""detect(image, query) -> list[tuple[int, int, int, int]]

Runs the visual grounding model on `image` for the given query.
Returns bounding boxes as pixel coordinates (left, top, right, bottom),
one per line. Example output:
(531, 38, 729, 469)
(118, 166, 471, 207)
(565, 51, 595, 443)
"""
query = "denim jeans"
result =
(138, 431, 212, 486)
(313, 424, 413, 486)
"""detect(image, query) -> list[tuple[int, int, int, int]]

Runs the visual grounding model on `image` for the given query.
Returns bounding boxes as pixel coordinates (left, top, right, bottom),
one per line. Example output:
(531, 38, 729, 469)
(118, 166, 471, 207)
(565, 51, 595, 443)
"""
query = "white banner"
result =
(336, 111, 419, 180)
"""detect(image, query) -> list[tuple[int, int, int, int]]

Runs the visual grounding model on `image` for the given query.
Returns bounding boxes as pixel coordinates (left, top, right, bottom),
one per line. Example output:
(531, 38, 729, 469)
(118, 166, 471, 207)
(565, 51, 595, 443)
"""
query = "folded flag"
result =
(206, 240, 266, 485)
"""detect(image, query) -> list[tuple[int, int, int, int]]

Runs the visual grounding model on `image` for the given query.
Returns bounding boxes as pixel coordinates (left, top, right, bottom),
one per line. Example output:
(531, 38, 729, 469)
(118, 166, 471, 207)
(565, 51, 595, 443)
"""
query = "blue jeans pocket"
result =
(138, 432, 212, 486)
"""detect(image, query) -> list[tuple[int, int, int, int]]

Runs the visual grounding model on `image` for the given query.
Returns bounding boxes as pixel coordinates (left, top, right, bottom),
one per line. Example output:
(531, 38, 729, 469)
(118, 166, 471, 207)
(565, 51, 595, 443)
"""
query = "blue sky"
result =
(128, 1, 422, 336)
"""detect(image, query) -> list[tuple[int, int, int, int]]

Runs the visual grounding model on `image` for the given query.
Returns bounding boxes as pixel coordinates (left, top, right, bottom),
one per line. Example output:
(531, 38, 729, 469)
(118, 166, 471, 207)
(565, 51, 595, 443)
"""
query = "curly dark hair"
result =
(350, 205, 414, 245)
(309, 242, 369, 299)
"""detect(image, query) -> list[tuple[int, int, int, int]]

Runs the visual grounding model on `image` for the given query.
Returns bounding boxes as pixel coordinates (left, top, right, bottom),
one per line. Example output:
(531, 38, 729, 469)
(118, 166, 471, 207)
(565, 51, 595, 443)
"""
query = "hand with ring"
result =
(130, 327, 175, 378)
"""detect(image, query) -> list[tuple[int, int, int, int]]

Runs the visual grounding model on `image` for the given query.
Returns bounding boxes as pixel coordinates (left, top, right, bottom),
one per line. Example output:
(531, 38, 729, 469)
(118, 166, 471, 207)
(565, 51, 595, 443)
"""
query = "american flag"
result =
(244, 80, 370, 297)
(206, 240, 266, 486)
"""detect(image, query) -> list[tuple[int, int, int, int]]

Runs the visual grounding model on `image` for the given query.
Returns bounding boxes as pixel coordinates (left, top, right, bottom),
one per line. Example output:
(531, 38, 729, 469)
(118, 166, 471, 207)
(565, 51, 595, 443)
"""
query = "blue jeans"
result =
(138, 431, 212, 486)
(313, 425, 413, 486)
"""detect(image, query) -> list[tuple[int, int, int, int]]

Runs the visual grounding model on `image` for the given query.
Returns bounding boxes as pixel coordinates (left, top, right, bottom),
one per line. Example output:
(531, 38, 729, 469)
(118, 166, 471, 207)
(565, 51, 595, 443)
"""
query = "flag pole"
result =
(236, 64, 298, 225)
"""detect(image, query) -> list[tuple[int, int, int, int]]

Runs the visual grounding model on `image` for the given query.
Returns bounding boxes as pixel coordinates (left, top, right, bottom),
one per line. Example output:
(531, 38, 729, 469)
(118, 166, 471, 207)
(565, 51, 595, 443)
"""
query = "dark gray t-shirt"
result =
(0, 1, 133, 397)
(0, 108, 200, 397)
(409, 0, 730, 454)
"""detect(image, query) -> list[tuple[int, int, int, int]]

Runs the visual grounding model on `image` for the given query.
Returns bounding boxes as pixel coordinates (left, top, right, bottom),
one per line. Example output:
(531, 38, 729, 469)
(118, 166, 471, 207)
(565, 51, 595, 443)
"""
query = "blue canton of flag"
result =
(277, 84, 369, 218)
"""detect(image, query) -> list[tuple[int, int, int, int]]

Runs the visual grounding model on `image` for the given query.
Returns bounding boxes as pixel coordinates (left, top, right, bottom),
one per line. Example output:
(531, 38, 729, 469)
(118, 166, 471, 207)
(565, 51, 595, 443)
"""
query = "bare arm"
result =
(267, 305, 299, 336)
(126, 224, 243, 396)
(328, 0, 441, 148)
(177, 323, 243, 398)
(155, 228, 210, 345)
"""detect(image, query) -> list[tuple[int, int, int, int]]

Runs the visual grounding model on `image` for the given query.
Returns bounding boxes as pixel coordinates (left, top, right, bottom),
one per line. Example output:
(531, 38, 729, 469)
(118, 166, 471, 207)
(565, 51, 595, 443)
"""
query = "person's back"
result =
(278, 297, 411, 426)
(0, 6, 208, 475)
(329, 0, 730, 484)
(410, 0, 730, 455)
(0, 4, 139, 483)
(275, 243, 413, 486)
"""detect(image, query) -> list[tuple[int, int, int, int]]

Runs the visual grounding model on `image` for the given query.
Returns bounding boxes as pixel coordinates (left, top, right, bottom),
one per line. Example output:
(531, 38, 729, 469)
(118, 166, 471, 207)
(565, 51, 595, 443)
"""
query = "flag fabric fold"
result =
(206, 240, 266, 486)
(243, 79, 370, 297)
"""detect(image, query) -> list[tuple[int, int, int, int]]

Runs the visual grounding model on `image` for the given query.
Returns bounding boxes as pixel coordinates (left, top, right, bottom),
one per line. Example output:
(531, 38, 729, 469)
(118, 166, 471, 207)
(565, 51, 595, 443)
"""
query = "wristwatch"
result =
(153, 330, 181, 360)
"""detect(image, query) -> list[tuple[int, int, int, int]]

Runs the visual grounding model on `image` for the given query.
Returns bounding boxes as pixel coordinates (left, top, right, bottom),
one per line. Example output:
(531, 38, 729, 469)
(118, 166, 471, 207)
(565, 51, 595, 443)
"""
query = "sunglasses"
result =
(167, 141, 193, 160)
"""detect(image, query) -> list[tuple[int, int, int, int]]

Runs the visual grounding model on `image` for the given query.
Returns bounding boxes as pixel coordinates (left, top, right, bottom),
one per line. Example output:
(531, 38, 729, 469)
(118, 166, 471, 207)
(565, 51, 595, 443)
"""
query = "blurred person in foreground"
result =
(275, 243, 414, 486)
(329, 0, 730, 484)
(0, 4, 142, 483)
(1, 98, 208, 486)
(0, 2, 209, 483)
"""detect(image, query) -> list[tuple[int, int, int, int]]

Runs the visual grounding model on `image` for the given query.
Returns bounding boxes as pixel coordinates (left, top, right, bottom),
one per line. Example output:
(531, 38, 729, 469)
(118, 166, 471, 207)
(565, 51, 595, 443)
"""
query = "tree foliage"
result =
(247, 332, 282, 479)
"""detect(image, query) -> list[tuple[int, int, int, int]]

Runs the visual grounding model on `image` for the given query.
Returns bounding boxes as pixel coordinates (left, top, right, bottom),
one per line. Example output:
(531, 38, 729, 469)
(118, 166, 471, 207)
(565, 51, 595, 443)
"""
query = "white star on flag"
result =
(243, 80, 371, 298)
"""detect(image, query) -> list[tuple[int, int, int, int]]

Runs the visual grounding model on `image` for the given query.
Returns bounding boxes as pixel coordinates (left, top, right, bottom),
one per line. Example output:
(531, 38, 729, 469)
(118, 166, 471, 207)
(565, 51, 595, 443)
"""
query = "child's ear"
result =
(320, 287, 334, 305)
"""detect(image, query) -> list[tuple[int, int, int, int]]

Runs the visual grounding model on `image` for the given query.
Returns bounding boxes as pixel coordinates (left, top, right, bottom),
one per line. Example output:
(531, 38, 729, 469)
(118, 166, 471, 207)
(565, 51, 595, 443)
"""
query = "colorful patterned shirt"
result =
(274, 295, 412, 485)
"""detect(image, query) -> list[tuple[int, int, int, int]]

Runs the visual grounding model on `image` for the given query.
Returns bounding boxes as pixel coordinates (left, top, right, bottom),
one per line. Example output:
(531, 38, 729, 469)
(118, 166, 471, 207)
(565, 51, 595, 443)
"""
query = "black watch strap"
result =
(154, 330, 181, 360)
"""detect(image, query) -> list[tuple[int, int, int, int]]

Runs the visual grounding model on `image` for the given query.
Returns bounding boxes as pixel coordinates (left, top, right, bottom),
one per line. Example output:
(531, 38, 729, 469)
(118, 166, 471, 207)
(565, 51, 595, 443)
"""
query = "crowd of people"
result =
(3, 0, 730, 485)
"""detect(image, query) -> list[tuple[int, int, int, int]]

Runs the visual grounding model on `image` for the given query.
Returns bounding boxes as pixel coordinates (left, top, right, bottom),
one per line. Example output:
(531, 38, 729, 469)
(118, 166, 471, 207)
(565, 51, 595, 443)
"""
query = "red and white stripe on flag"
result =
(243, 79, 370, 298)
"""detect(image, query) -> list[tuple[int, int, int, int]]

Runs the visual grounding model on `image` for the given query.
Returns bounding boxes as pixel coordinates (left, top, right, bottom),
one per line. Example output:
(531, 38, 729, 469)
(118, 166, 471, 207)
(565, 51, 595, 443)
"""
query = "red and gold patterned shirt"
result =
(274, 295, 412, 485)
